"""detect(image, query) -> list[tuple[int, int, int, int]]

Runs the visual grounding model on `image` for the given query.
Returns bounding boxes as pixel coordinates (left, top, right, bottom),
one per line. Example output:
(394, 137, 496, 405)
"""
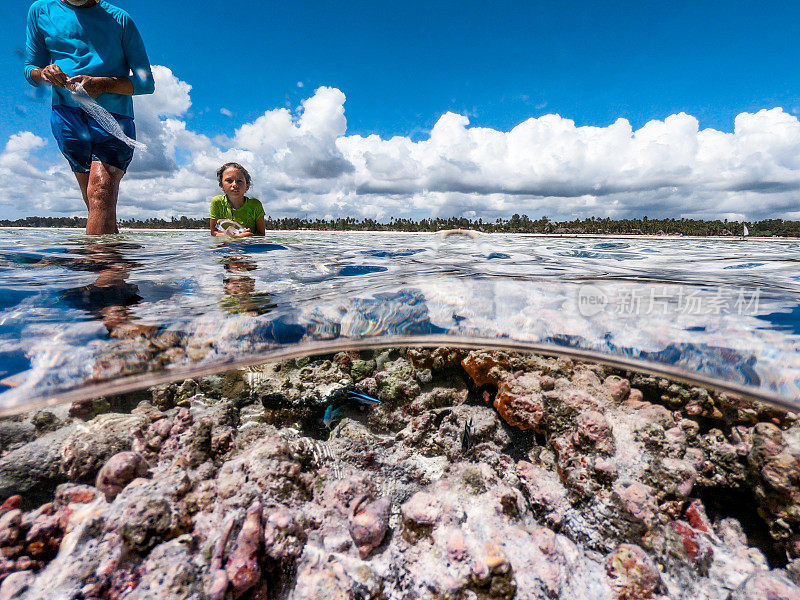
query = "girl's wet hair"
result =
(217, 162, 252, 186)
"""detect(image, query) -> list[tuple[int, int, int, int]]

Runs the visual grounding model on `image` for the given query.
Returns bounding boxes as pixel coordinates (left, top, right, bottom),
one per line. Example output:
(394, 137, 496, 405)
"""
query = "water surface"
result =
(0, 229, 798, 412)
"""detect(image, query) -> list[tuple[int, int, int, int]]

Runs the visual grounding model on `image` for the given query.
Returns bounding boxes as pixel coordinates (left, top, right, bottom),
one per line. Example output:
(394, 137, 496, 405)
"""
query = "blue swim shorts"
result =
(50, 105, 136, 173)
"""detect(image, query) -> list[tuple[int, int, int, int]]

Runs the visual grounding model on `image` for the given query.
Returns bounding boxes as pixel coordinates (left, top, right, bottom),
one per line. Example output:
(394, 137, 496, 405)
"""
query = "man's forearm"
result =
(67, 75, 135, 98)
(28, 69, 134, 96)
(94, 77, 134, 96)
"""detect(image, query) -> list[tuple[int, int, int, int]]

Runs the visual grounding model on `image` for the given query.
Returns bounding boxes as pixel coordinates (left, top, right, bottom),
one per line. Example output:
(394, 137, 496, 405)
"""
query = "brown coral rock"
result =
(0, 498, 20, 516)
(226, 500, 264, 597)
(606, 543, 664, 600)
(605, 376, 632, 402)
(406, 347, 467, 371)
(401, 492, 441, 543)
(24, 512, 62, 560)
(461, 351, 511, 387)
(0, 511, 21, 547)
(348, 495, 390, 558)
(670, 520, 713, 569)
(55, 483, 99, 506)
(615, 483, 658, 530)
(576, 409, 616, 454)
(263, 509, 306, 561)
(207, 517, 234, 600)
(493, 373, 546, 431)
(747, 421, 800, 556)
(96, 451, 149, 502)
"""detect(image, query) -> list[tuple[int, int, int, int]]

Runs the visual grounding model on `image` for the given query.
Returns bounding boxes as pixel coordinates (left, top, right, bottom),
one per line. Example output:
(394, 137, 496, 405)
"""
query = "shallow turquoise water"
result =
(0, 229, 798, 412)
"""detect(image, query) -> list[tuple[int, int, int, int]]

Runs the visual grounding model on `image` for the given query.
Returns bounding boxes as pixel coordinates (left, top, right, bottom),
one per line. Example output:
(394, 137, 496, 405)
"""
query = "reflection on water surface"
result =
(0, 230, 798, 412)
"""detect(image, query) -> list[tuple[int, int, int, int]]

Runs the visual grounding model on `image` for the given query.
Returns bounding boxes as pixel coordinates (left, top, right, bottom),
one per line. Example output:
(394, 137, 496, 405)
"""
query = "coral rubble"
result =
(0, 347, 797, 599)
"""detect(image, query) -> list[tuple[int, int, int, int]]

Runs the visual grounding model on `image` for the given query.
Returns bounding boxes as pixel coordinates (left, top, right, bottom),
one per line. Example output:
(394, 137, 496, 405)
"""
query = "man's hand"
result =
(67, 75, 135, 97)
(38, 64, 68, 88)
(67, 75, 106, 98)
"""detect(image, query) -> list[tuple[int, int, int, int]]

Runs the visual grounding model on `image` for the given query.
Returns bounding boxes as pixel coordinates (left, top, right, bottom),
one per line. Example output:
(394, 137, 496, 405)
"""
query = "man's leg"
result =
(85, 161, 124, 235)
(74, 172, 89, 208)
(51, 108, 92, 211)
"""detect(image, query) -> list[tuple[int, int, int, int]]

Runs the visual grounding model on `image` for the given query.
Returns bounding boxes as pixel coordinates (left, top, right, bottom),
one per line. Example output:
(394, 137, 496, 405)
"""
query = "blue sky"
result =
(2, 0, 800, 221)
(4, 0, 799, 142)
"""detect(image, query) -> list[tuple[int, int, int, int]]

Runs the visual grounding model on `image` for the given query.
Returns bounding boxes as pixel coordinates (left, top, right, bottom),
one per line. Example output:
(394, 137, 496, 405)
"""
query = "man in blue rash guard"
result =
(24, 0, 155, 235)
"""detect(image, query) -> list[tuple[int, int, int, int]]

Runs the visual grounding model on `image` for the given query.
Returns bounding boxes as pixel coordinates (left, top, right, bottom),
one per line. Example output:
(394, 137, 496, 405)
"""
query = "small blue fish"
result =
(323, 390, 381, 430)
(323, 404, 347, 429)
(348, 390, 381, 405)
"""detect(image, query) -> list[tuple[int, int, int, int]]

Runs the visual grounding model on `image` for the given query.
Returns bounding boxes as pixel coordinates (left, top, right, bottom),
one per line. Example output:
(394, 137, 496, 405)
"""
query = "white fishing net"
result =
(70, 82, 147, 151)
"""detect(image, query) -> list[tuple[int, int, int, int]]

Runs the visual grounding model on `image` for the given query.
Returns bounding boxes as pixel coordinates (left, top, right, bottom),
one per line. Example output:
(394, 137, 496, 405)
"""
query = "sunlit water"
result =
(0, 229, 798, 413)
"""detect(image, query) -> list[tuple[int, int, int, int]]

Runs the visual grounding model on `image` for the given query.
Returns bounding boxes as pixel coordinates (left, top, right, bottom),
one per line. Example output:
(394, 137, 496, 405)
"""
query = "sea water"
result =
(0, 229, 798, 413)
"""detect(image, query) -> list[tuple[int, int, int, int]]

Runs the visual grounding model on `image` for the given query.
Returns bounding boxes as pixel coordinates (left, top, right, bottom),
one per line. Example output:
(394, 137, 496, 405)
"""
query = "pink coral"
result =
(226, 500, 264, 597)
(348, 495, 390, 558)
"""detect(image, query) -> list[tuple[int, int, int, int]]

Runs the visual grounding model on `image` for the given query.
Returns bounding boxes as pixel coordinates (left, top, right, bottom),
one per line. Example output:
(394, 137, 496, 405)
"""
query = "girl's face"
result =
(220, 167, 249, 201)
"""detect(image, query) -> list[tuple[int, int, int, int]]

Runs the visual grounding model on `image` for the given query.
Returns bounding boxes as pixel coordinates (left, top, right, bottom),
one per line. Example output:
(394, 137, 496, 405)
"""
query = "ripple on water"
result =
(0, 229, 797, 412)
(338, 265, 389, 277)
(724, 262, 765, 269)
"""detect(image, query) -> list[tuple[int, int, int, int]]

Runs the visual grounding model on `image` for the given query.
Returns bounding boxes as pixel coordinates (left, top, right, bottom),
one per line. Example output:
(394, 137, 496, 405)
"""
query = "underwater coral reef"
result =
(0, 347, 797, 599)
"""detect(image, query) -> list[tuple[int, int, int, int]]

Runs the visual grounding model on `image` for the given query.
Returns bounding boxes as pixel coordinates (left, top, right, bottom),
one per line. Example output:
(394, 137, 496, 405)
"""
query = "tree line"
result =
(1, 214, 798, 237)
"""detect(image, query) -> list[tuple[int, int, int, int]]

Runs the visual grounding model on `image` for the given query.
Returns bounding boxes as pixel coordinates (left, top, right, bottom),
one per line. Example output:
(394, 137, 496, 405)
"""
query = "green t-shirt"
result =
(209, 195, 266, 231)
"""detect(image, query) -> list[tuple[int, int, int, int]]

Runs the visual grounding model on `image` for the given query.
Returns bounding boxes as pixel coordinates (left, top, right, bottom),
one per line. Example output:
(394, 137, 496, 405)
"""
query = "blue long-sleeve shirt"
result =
(24, 0, 154, 118)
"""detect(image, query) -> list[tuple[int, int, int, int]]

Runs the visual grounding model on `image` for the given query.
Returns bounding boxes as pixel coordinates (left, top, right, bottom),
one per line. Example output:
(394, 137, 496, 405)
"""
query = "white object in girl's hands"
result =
(216, 219, 246, 236)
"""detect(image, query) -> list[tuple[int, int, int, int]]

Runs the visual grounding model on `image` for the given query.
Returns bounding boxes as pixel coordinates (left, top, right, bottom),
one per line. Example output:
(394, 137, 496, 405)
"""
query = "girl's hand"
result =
(213, 228, 252, 237)
(39, 64, 68, 88)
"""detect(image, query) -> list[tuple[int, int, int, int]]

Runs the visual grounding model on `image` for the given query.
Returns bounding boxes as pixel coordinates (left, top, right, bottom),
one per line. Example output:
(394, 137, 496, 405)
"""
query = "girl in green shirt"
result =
(209, 162, 266, 237)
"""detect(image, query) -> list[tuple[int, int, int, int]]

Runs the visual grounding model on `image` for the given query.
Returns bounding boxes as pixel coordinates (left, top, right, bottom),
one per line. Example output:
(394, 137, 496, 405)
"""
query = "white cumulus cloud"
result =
(4, 67, 800, 222)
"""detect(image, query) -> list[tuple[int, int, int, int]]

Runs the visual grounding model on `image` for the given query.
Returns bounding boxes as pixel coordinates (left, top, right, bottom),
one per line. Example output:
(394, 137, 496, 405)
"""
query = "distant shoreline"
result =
(5, 215, 797, 237)
(3, 226, 797, 241)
